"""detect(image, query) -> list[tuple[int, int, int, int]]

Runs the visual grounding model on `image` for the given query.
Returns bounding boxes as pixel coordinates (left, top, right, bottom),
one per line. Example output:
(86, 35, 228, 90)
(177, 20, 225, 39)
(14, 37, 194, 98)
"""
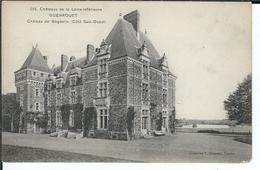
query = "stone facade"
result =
(14, 10, 177, 140)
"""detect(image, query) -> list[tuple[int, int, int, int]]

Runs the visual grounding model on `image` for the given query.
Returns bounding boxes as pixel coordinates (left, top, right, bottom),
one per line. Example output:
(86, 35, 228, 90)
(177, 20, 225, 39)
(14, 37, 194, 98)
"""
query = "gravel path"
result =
(2, 132, 251, 162)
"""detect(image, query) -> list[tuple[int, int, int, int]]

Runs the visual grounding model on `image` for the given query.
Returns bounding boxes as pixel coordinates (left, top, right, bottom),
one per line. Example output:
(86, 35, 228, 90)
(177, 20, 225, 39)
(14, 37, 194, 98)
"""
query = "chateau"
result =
(14, 10, 177, 140)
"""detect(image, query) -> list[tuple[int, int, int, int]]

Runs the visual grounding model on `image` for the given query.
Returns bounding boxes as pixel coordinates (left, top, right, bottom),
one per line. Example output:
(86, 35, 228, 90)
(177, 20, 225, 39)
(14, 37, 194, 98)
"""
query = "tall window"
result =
(47, 82, 52, 90)
(99, 82, 107, 97)
(20, 94, 23, 107)
(143, 60, 149, 80)
(162, 117, 167, 128)
(47, 94, 50, 106)
(56, 93, 62, 106)
(142, 83, 149, 100)
(142, 110, 149, 129)
(47, 111, 51, 126)
(99, 58, 107, 73)
(69, 110, 74, 127)
(70, 76, 77, 86)
(162, 89, 167, 106)
(99, 109, 108, 129)
(36, 102, 40, 111)
(163, 72, 167, 86)
(142, 117, 148, 129)
(56, 79, 62, 89)
(35, 88, 39, 97)
(70, 91, 76, 104)
(56, 111, 62, 127)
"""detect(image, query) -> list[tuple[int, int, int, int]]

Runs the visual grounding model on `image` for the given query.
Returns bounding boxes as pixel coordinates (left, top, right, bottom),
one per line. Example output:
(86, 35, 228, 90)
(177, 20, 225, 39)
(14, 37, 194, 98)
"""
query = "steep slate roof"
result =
(53, 12, 174, 76)
(87, 17, 163, 70)
(87, 18, 141, 67)
(19, 46, 52, 73)
(53, 57, 85, 75)
(139, 31, 161, 69)
(106, 18, 142, 61)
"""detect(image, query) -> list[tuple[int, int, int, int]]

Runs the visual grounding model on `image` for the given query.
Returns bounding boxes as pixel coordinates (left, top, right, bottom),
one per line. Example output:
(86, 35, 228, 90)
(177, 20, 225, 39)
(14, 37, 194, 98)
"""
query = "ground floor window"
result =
(99, 109, 108, 129)
(56, 111, 62, 127)
(142, 117, 148, 129)
(47, 111, 51, 126)
(162, 117, 167, 128)
(69, 110, 74, 127)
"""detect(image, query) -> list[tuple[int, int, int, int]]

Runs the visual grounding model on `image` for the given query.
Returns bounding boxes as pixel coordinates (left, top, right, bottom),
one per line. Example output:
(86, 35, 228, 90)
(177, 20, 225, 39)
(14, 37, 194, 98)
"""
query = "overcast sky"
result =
(2, 1, 251, 120)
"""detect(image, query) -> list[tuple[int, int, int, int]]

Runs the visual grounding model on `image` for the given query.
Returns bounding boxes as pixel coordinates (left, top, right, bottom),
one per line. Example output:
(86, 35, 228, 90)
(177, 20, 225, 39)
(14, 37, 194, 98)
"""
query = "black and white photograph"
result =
(2, 1, 252, 164)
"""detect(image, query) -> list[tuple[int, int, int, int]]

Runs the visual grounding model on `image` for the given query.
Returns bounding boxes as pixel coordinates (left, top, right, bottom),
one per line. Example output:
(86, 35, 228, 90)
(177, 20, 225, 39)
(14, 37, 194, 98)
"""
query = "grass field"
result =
(2, 144, 133, 162)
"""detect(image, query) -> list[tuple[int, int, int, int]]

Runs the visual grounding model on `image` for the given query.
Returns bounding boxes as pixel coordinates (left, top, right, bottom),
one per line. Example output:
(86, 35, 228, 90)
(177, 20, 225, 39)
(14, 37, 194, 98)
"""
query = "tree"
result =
(1, 93, 21, 132)
(224, 74, 252, 124)
(168, 109, 176, 133)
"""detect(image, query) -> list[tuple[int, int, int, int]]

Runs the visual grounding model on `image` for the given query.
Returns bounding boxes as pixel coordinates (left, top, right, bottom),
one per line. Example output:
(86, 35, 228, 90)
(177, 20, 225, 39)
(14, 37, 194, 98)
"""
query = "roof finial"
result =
(145, 29, 147, 35)
(35, 43, 38, 48)
(119, 12, 122, 18)
(162, 53, 166, 58)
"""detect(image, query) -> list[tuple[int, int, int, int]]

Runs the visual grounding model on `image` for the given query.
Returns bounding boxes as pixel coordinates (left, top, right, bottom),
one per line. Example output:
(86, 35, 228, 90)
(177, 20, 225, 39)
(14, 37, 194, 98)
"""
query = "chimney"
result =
(43, 56, 48, 63)
(123, 10, 140, 39)
(86, 44, 95, 64)
(61, 54, 68, 72)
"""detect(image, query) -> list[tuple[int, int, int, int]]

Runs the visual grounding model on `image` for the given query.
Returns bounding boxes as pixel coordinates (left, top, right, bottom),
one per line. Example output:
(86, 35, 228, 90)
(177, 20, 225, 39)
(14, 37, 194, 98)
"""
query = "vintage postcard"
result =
(2, 1, 252, 163)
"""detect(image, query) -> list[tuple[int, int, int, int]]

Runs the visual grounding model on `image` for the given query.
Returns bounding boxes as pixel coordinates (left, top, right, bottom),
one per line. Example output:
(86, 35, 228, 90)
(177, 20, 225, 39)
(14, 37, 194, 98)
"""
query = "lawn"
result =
(2, 145, 134, 162)
(233, 135, 252, 144)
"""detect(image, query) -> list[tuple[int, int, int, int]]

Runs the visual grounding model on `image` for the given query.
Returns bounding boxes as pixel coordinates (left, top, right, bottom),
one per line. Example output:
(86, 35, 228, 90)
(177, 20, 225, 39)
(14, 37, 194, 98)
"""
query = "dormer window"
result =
(70, 76, 77, 86)
(56, 79, 62, 89)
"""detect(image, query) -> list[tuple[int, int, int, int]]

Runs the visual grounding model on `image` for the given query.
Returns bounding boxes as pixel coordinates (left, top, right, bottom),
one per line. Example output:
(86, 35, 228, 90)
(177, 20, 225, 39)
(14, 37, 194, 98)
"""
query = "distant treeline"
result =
(175, 119, 237, 126)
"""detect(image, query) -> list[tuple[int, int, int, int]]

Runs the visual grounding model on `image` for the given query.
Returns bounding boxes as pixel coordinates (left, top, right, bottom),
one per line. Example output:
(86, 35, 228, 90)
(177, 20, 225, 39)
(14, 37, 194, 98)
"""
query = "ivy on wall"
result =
(60, 103, 83, 131)
(25, 111, 48, 130)
(82, 107, 97, 137)
(127, 106, 135, 140)
(13, 107, 22, 132)
(168, 108, 176, 133)
(60, 105, 71, 130)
